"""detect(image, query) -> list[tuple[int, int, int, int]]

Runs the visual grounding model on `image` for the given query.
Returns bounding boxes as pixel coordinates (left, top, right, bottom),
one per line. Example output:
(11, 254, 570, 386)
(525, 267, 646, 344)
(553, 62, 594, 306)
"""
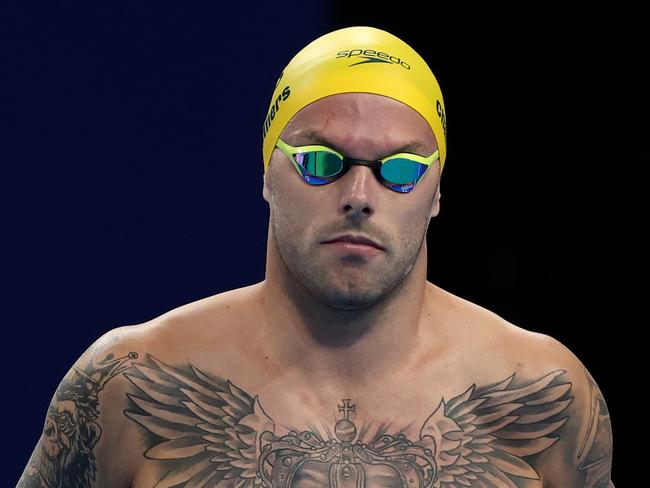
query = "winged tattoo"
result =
(123, 354, 573, 487)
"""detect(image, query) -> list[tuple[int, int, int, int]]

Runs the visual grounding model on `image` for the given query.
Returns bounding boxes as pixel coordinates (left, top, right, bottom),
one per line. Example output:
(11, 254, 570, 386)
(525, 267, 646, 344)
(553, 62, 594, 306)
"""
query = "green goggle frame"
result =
(276, 138, 439, 193)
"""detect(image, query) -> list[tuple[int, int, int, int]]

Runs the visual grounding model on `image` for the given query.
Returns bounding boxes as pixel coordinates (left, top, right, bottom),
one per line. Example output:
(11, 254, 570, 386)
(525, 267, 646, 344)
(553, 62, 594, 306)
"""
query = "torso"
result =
(95, 282, 571, 488)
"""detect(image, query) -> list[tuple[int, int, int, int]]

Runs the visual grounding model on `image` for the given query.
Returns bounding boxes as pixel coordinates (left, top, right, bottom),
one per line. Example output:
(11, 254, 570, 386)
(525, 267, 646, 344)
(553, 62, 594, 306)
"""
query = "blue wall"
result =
(4, 2, 331, 482)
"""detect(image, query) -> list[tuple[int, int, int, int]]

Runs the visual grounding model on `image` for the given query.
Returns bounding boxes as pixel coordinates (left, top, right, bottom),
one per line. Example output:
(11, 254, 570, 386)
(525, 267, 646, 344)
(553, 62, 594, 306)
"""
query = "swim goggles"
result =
(275, 138, 439, 194)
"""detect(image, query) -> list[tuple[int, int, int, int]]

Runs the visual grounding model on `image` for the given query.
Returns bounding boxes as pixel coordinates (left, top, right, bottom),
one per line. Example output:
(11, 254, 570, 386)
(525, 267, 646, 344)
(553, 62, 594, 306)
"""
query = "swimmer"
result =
(18, 26, 614, 488)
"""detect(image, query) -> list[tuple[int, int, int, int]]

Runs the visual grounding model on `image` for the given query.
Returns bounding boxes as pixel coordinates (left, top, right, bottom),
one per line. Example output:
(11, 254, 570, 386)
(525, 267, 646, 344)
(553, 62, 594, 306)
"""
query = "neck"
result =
(256, 225, 437, 386)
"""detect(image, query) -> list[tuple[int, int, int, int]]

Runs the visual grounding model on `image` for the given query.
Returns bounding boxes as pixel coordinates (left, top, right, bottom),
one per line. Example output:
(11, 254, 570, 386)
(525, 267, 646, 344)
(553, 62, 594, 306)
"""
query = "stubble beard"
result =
(270, 216, 428, 311)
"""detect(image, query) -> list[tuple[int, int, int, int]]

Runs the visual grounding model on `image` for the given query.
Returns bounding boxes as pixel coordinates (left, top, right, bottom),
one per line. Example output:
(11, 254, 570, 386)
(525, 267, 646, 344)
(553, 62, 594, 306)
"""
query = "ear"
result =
(262, 171, 271, 203)
(429, 181, 441, 218)
(262, 171, 269, 202)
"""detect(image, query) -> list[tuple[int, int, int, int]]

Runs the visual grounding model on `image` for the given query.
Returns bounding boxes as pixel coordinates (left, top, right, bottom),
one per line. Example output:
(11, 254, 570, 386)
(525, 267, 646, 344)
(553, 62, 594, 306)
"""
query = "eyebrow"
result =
(289, 129, 430, 158)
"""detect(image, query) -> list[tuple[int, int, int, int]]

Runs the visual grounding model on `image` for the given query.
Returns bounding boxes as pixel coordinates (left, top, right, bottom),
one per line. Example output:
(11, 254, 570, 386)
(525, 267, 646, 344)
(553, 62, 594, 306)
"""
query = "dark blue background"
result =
(4, 3, 645, 485)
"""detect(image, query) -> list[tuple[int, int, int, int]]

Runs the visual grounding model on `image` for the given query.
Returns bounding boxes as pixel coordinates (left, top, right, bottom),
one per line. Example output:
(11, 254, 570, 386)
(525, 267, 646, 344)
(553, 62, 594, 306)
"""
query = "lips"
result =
(321, 234, 384, 250)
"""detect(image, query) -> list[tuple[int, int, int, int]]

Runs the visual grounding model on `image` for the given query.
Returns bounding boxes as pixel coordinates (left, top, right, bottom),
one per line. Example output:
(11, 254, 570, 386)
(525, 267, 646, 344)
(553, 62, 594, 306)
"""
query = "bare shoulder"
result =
(434, 283, 602, 376)
(509, 327, 615, 487)
(432, 285, 615, 487)
(16, 284, 257, 488)
(16, 323, 146, 487)
(504, 327, 615, 487)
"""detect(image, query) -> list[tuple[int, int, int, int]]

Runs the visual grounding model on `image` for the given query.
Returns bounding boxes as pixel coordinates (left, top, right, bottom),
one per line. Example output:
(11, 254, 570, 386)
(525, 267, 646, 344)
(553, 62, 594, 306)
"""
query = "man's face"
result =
(263, 93, 441, 311)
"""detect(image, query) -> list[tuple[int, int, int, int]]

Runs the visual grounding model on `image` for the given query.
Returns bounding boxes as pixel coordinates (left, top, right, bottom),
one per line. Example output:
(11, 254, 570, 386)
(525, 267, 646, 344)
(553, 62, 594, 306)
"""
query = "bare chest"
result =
(123, 351, 564, 488)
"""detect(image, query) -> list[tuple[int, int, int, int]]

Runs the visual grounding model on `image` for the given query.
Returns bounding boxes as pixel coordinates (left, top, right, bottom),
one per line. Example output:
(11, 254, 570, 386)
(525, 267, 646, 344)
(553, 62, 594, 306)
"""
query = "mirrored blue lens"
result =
(381, 158, 428, 184)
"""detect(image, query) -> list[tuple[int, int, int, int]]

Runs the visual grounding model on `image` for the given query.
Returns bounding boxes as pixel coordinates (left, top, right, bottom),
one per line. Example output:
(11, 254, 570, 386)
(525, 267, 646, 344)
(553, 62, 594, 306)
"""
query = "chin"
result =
(310, 283, 387, 311)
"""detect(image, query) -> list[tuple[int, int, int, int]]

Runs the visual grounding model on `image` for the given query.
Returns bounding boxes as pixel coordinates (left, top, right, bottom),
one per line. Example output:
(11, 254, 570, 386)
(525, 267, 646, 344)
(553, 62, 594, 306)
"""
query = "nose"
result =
(337, 164, 380, 219)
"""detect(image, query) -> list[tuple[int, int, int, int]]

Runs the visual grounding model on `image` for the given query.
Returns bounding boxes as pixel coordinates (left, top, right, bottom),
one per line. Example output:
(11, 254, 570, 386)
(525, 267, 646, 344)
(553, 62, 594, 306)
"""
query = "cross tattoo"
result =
(338, 399, 356, 420)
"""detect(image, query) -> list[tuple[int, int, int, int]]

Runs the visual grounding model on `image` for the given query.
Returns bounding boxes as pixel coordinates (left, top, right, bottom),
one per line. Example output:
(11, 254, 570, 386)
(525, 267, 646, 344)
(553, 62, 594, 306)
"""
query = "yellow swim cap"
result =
(262, 26, 447, 173)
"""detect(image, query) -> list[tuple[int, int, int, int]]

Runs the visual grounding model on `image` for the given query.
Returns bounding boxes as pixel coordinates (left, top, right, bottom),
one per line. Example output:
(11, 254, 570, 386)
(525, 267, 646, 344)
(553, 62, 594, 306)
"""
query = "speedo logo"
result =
(262, 85, 291, 140)
(336, 49, 411, 70)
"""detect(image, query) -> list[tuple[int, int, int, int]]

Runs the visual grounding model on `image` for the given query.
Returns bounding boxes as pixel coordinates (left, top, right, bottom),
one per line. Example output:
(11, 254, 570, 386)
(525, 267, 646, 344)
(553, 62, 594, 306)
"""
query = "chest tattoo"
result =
(122, 354, 573, 487)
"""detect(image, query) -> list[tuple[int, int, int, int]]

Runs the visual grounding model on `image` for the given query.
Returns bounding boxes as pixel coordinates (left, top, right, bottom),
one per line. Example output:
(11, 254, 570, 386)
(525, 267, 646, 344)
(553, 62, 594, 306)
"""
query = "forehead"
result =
(281, 93, 437, 150)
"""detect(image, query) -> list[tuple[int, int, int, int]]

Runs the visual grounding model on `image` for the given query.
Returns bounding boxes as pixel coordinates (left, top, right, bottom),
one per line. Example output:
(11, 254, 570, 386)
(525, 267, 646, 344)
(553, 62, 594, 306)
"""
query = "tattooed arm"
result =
(16, 326, 141, 488)
(528, 337, 615, 488)
(575, 368, 615, 488)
